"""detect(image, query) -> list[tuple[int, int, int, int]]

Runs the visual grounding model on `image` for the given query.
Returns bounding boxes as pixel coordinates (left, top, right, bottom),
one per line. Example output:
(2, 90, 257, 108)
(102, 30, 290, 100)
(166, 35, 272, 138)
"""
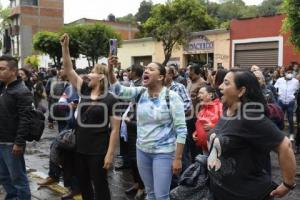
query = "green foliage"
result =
(107, 14, 116, 22)
(117, 14, 137, 24)
(24, 55, 40, 70)
(33, 31, 61, 67)
(0, 7, 10, 29)
(67, 24, 121, 66)
(259, 0, 283, 16)
(242, 5, 259, 18)
(33, 24, 122, 67)
(216, 0, 246, 22)
(282, 0, 300, 50)
(197, 0, 283, 27)
(135, 0, 153, 23)
(0, 5, 11, 49)
(143, 0, 215, 65)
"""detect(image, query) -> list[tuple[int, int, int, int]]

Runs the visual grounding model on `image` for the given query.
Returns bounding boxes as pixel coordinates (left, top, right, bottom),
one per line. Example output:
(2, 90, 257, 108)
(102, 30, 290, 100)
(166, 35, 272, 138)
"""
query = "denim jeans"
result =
(137, 149, 173, 200)
(278, 100, 295, 134)
(0, 144, 31, 200)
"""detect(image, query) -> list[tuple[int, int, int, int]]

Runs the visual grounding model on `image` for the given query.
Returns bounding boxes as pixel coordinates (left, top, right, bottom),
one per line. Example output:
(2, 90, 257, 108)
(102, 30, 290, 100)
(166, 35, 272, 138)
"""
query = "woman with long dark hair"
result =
(208, 69, 296, 200)
(213, 69, 228, 98)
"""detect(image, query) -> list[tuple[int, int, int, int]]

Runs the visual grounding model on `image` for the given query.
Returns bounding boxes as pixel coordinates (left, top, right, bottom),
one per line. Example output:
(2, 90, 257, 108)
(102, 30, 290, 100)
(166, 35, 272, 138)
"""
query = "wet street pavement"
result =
(0, 122, 300, 200)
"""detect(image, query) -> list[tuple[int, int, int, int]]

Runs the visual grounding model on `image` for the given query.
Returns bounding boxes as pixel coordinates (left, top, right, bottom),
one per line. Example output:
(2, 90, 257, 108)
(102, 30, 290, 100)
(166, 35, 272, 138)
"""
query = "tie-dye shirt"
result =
(111, 82, 187, 154)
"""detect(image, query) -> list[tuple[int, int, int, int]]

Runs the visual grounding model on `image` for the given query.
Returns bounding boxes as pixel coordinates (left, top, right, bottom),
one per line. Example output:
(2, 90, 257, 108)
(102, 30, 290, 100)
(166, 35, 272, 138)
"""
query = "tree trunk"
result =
(92, 57, 95, 67)
(162, 39, 176, 66)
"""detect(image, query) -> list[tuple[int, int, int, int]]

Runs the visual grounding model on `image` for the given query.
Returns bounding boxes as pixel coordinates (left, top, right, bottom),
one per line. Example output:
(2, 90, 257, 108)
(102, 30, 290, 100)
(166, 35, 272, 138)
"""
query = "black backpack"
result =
(25, 109, 46, 141)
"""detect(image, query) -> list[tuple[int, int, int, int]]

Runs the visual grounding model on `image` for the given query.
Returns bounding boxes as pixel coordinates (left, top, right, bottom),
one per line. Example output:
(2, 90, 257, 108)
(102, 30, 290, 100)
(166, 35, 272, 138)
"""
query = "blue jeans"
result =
(137, 149, 173, 200)
(0, 144, 31, 200)
(278, 100, 295, 134)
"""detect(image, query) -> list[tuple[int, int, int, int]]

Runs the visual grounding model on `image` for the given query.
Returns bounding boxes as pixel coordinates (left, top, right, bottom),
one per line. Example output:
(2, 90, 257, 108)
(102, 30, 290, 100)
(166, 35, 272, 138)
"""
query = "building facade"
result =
(230, 14, 300, 69)
(118, 29, 230, 69)
(8, 0, 64, 64)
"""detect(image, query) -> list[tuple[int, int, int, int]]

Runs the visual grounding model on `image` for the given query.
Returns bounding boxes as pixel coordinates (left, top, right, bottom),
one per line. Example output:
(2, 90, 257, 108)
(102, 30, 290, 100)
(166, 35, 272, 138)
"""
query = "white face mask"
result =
(123, 76, 129, 82)
(285, 73, 293, 80)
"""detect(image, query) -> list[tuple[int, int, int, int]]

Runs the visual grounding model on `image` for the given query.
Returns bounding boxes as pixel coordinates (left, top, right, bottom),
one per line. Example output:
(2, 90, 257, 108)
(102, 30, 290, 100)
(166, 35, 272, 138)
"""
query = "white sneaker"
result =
(289, 134, 295, 141)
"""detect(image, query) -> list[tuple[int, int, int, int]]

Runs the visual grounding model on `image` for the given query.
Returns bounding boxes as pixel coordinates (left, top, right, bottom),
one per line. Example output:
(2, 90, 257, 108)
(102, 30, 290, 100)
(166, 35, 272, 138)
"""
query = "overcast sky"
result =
(1, 0, 264, 23)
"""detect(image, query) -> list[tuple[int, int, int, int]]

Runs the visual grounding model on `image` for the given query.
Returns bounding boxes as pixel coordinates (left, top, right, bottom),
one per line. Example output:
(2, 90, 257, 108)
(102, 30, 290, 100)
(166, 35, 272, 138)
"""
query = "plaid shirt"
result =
(169, 81, 192, 114)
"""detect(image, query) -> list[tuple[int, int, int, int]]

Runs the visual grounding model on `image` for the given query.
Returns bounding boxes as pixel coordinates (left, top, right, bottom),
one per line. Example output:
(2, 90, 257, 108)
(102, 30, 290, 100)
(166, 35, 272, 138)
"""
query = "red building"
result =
(230, 14, 300, 69)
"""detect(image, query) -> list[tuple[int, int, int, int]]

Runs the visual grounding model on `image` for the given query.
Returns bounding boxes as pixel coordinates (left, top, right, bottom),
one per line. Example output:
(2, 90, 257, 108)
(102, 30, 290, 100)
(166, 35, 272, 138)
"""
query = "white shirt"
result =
(274, 77, 299, 104)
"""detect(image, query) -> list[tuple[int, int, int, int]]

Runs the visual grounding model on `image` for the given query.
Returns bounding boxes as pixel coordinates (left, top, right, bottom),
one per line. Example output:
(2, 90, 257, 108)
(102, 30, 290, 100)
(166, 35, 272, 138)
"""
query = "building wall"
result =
(118, 38, 156, 68)
(118, 38, 184, 68)
(118, 31, 230, 70)
(230, 14, 300, 67)
(9, 0, 64, 64)
(208, 32, 230, 69)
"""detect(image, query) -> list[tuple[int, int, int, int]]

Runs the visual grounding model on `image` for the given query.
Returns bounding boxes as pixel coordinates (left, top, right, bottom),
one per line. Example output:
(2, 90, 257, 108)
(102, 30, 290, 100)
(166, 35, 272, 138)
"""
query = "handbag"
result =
(55, 104, 93, 150)
(56, 129, 76, 151)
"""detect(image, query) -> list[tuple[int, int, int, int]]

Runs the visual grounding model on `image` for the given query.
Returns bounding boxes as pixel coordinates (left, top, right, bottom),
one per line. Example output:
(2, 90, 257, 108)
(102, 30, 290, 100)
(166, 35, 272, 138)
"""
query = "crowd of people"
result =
(0, 32, 298, 200)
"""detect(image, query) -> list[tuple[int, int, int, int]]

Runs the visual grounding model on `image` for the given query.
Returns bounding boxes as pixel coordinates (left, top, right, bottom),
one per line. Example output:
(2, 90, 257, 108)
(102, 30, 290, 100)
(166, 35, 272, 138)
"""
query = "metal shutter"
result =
(234, 42, 278, 69)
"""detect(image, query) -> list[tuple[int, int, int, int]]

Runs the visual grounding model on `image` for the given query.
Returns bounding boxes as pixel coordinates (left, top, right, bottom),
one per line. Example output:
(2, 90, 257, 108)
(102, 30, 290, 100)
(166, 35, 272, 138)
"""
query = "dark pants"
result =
(186, 117, 202, 163)
(0, 144, 31, 200)
(119, 137, 130, 167)
(62, 151, 79, 191)
(127, 124, 144, 189)
(278, 100, 295, 134)
(48, 121, 67, 181)
(48, 159, 61, 181)
(75, 153, 110, 200)
(130, 158, 144, 189)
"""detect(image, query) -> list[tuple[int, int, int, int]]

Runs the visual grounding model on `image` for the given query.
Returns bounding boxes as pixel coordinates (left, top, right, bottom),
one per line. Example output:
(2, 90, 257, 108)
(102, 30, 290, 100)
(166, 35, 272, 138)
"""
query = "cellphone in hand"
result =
(109, 39, 118, 56)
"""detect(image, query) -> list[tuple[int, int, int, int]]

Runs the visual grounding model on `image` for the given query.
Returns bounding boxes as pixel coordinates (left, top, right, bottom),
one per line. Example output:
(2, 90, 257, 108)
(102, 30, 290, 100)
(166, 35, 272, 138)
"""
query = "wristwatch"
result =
(283, 181, 296, 190)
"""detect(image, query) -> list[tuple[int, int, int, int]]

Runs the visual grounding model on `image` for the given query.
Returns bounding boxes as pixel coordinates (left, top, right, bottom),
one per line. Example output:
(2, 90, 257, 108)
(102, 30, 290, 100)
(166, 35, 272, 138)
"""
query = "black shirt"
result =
(208, 111, 285, 200)
(75, 82, 118, 155)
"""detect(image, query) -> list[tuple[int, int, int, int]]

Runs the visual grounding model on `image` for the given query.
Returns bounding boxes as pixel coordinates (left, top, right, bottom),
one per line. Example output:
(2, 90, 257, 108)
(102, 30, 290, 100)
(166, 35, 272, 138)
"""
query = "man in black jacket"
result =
(0, 55, 33, 200)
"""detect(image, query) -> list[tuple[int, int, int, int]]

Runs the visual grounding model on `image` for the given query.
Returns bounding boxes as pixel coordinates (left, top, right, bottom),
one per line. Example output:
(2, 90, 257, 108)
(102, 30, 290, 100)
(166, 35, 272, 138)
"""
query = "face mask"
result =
(285, 73, 293, 80)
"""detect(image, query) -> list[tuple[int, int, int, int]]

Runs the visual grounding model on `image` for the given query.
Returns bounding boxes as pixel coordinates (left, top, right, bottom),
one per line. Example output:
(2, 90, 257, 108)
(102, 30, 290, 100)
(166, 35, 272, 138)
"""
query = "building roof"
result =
(190, 29, 229, 36)
(66, 18, 138, 28)
(233, 13, 284, 21)
(123, 37, 154, 44)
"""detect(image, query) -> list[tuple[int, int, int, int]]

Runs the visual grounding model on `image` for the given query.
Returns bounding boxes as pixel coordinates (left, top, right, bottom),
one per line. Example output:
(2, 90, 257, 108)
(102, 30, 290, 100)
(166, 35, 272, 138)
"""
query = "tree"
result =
(143, 0, 215, 65)
(258, 0, 283, 16)
(33, 31, 62, 67)
(117, 14, 136, 24)
(107, 14, 116, 22)
(217, 0, 246, 22)
(282, 0, 300, 50)
(242, 5, 259, 18)
(135, 0, 153, 23)
(24, 55, 40, 70)
(0, 6, 11, 50)
(71, 24, 122, 66)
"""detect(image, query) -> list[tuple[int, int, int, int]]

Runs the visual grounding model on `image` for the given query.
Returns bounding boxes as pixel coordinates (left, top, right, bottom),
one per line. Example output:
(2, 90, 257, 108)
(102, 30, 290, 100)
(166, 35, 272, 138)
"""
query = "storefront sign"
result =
(184, 35, 214, 54)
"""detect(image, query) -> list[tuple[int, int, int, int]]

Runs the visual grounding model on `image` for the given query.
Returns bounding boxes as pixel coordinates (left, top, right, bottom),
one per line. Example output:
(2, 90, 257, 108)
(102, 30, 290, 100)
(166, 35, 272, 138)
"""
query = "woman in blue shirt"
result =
(108, 58, 187, 200)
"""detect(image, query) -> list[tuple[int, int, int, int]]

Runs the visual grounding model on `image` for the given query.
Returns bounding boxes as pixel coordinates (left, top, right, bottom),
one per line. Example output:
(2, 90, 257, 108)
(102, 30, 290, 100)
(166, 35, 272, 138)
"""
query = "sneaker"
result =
(289, 134, 295, 141)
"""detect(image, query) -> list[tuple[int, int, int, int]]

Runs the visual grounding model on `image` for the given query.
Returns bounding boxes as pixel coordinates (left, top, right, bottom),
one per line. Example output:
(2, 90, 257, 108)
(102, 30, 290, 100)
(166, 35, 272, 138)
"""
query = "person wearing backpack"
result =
(108, 57, 187, 200)
(0, 55, 33, 200)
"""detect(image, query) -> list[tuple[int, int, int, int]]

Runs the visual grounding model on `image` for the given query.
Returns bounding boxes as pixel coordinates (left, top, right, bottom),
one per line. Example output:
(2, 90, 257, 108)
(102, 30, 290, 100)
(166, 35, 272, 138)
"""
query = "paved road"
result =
(0, 122, 299, 200)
